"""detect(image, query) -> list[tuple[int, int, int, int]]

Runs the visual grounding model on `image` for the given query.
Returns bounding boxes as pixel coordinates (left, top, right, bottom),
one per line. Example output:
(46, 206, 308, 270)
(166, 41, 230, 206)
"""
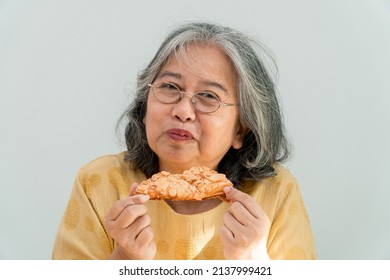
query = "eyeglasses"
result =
(148, 82, 239, 113)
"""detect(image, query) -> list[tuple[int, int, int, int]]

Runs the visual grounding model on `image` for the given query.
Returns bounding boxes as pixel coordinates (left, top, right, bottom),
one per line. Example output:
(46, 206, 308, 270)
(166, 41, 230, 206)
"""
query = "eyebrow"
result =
(157, 71, 229, 95)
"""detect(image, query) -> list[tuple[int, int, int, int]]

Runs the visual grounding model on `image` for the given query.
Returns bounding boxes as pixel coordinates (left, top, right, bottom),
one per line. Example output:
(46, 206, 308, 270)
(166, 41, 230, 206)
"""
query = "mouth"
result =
(167, 128, 194, 141)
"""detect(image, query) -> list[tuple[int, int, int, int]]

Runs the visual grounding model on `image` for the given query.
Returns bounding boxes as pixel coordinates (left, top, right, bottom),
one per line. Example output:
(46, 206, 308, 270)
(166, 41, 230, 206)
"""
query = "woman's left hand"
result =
(219, 186, 271, 260)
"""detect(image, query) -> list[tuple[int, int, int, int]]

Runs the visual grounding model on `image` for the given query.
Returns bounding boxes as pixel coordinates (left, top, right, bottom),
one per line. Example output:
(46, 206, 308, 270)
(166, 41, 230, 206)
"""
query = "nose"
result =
(171, 94, 196, 122)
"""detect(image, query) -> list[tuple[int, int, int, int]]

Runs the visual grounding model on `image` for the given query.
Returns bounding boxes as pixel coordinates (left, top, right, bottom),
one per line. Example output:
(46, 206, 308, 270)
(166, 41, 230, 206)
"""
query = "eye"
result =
(197, 91, 220, 101)
(160, 82, 179, 91)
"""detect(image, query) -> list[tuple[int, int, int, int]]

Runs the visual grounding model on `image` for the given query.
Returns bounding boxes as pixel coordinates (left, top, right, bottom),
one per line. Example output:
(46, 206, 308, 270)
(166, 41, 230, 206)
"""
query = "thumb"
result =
(223, 186, 238, 202)
(223, 186, 247, 203)
(129, 182, 139, 196)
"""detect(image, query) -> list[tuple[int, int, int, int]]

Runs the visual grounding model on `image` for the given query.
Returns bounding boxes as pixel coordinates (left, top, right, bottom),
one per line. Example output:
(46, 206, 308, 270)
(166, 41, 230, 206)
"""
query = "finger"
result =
(130, 193, 150, 204)
(224, 206, 247, 228)
(108, 194, 149, 221)
(223, 187, 260, 218)
(219, 224, 234, 242)
(107, 200, 134, 222)
(129, 183, 139, 196)
(228, 201, 259, 227)
(113, 204, 148, 229)
(132, 214, 152, 238)
(136, 224, 154, 245)
(223, 212, 245, 233)
(136, 226, 156, 257)
(124, 214, 152, 242)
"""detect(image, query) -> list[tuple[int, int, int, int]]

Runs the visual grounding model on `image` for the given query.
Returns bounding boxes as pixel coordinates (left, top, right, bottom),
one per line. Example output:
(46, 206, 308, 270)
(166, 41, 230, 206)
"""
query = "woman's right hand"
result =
(105, 183, 156, 260)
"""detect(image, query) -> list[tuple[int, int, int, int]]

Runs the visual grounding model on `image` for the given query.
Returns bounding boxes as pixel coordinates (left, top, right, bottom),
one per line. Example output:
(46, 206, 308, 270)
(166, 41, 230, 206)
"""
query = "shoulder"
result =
(79, 151, 128, 172)
(243, 164, 308, 224)
(271, 164, 303, 201)
(242, 164, 303, 209)
(273, 164, 297, 182)
(74, 151, 130, 193)
(75, 151, 146, 199)
(264, 163, 302, 197)
(242, 164, 298, 193)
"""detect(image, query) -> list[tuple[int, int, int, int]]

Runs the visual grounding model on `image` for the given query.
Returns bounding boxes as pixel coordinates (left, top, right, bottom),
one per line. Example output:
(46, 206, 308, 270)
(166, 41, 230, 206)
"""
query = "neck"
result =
(165, 199, 222, 214)
(158, 161, 218, 174)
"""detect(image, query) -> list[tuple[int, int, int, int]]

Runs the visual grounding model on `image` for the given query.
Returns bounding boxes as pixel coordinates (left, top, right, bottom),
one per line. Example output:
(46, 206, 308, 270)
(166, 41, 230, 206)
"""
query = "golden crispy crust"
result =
(134, 166, 233, 201)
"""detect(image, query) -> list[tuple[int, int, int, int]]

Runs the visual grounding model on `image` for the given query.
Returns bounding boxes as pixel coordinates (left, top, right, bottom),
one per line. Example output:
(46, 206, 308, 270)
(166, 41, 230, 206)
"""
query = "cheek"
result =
(144, 97, 157, 126)
(143, 113, 156, 149)
(143, 100, 154, 138)
(214, 114, 241, 144)
(212, 113, 239, 131)
(204, 116, 237, 143)
(143, 98, 166, 140)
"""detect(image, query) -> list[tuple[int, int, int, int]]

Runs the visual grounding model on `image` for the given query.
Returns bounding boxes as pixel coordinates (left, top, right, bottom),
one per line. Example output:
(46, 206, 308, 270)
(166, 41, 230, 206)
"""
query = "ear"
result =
(231, 123, 249, 150)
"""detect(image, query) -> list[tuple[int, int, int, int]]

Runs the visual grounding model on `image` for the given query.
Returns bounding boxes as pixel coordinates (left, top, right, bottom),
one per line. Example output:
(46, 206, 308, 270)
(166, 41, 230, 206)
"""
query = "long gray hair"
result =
(120, 22, 291, 188)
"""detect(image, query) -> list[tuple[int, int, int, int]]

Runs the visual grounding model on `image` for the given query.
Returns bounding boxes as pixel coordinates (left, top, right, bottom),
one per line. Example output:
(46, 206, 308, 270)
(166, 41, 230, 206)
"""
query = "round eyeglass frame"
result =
(148, 82, 239, 113)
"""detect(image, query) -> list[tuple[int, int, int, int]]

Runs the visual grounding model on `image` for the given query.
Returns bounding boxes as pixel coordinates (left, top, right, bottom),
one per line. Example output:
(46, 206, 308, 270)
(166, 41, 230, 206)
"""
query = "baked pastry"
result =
(134, 166, 233, 201)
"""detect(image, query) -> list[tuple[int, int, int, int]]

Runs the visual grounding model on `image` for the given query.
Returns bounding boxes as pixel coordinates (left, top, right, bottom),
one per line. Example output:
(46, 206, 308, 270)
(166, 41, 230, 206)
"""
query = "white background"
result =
(1, 0, 389, 259)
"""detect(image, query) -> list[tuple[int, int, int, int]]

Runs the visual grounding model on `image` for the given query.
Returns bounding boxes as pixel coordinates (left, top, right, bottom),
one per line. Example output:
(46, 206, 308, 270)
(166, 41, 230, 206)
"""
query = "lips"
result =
(167, 128, 194, 141)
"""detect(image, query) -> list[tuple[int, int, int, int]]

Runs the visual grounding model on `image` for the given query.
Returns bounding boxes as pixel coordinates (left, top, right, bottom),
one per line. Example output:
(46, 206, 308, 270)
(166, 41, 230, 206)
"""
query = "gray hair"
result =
(120, 22, 291, 188)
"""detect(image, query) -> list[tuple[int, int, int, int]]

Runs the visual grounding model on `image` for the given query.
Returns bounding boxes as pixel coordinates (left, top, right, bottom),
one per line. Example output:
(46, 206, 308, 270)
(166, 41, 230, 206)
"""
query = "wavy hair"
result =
(119, 22, 291, 188)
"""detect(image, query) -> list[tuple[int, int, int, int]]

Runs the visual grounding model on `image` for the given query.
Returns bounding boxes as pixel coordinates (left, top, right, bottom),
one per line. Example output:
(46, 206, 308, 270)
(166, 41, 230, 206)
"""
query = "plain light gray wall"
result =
(1, 0, 389, 259)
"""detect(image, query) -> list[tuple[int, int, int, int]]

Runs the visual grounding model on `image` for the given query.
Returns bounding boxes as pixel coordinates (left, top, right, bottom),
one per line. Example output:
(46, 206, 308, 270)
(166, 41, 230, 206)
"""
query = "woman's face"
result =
(144, 43, 246, 173)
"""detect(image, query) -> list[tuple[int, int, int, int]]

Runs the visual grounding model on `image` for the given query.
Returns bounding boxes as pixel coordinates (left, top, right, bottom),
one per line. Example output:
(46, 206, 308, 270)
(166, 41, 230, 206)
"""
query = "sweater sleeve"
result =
(51, 167, 114, 259)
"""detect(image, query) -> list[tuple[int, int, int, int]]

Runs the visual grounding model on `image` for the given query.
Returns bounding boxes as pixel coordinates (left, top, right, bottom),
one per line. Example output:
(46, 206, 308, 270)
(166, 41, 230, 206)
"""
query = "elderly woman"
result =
(52, 22, 316, 260)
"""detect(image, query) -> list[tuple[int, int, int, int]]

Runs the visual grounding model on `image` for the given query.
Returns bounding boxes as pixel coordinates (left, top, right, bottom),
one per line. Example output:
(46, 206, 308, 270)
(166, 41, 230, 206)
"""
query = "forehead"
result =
(156, 43, 237, 94)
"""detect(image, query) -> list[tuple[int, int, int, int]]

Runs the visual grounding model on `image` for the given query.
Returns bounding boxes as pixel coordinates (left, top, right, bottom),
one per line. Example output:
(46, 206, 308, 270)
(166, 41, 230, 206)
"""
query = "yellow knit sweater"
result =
(52, 152, 316, 259)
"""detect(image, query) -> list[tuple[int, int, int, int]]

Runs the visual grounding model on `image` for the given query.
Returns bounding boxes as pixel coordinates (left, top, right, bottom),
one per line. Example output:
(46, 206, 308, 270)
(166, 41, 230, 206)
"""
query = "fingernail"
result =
(139, 194, 150, 203)
(223, 186, 232, 193)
